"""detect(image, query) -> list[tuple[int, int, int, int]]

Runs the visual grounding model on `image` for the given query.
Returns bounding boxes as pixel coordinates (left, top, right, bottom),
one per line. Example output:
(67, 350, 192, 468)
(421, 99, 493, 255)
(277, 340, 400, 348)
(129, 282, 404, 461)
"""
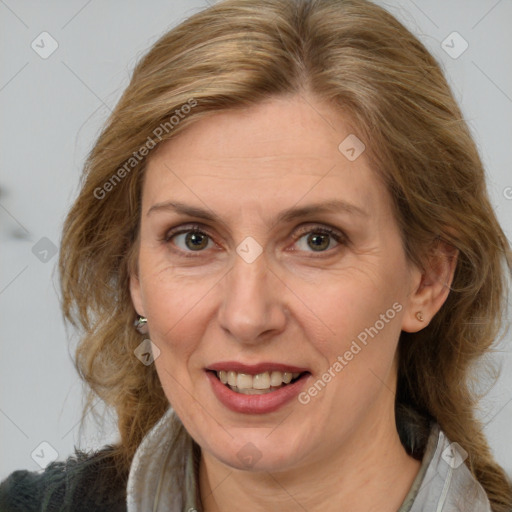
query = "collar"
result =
(403, 424, 491, 511)
(126, 408, 491, 512)
(126, 408, 199, 512)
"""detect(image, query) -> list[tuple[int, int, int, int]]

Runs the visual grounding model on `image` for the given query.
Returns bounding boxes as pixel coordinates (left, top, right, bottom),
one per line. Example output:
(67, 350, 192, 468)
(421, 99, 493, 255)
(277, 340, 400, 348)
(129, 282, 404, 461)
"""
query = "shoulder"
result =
(0, 446, 127, 512)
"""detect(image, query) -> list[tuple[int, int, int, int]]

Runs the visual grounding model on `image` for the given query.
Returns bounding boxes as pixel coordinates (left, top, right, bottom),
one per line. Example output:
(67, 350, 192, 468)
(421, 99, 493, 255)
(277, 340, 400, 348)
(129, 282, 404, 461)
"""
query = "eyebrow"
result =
(147, 199, 368, 224)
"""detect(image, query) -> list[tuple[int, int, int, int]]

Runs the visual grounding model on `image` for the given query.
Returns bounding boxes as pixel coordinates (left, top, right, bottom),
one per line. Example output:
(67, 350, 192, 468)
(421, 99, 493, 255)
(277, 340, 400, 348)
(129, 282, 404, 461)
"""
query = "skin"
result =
(130, 93, 457, 512)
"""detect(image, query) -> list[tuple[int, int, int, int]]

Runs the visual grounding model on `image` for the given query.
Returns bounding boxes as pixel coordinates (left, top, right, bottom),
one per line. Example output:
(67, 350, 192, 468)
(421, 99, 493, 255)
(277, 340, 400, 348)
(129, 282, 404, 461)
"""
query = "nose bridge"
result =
(218, 244, 285, 343)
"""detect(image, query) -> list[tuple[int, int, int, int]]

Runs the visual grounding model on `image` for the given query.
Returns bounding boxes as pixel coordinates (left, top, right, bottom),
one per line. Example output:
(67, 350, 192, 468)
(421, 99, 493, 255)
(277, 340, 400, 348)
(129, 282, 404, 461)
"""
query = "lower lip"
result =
(206, 371, 310, 414)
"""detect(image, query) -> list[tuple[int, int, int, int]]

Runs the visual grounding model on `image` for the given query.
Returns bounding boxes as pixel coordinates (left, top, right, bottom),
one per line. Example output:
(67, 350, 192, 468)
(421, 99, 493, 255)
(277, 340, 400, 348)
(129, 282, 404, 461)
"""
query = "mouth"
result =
(205, 364, 311, 414)
(208, 369, 307, 395)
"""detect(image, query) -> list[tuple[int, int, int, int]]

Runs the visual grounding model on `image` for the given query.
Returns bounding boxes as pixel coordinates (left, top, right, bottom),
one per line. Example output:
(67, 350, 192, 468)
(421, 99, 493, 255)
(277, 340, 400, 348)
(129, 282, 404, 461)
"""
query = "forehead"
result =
(142, 95, 385, 217)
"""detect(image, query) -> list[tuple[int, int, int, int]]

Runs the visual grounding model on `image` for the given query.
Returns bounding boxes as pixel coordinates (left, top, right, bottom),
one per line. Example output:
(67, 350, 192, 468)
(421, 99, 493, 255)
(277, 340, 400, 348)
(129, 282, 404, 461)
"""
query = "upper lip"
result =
(207, 361, 310, 375)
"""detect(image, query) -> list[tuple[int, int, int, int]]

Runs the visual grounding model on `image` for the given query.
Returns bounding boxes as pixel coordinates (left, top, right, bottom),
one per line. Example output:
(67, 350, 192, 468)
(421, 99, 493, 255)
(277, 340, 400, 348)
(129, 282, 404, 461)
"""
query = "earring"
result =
(415, 311, 424, 322)
(134, 315, 148, 334)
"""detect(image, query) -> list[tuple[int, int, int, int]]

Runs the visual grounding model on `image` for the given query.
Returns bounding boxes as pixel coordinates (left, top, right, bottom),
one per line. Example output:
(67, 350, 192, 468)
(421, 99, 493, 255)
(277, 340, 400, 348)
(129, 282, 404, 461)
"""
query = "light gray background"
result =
(1, 0, 511, 479)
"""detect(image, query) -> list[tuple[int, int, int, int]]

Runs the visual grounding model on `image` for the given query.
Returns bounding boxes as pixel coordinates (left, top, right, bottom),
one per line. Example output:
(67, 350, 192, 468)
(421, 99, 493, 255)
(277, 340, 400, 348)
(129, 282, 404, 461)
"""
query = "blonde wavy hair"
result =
(59, 0, 512, 509)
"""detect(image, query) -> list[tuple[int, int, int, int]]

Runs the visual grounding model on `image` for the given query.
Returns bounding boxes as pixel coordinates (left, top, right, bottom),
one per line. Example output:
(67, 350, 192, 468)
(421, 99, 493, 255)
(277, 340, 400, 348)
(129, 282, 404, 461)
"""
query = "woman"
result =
(1, 0, 510, 510)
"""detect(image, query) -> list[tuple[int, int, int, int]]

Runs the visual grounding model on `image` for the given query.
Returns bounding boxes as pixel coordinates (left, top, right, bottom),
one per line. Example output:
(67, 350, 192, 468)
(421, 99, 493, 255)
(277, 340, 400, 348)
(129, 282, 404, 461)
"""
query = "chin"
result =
(202, 427, 309, 473)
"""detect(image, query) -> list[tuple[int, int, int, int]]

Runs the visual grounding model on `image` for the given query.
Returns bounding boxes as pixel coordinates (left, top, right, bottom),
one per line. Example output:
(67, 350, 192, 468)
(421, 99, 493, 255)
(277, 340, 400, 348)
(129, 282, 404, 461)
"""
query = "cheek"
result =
(309, 266, 405, 345)
(138, 253, 215, 359)
(315, 292, 402, 393)
(144, 271, 211, 409)
(301, 255, 407, 400)
(302, 278, 403, 432)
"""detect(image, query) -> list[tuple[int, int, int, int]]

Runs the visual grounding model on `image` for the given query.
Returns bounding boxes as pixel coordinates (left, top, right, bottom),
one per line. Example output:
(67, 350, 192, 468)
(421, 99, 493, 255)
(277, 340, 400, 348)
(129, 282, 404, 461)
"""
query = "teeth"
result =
(236, 373, 253, 390)
(227, 371, 237, 386)
(253, 372, 270, 389)
(270, 371, 283, 386)
(215, 370, 302, 391)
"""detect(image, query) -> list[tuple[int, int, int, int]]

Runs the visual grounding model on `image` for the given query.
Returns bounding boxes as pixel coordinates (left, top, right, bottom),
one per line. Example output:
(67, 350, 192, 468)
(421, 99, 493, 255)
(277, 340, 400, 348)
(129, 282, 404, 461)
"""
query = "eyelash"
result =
(161, 223, 347, 258)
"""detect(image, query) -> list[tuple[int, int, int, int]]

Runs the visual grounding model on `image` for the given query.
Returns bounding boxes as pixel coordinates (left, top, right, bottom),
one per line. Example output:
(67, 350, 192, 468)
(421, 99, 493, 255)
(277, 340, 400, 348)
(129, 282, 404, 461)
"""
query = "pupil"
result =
(308, 233, 329, 251)
(186, 232, 208, 250)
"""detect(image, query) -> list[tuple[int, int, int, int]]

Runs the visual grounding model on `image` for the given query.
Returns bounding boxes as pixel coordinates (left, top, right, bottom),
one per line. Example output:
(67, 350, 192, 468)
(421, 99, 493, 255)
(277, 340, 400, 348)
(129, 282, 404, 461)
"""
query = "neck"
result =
(199, 404, 421, 512)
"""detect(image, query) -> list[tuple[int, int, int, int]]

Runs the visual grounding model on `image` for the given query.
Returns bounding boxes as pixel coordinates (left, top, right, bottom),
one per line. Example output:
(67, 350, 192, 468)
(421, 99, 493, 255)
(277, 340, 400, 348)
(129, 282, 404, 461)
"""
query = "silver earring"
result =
(134, 316, 148, 334)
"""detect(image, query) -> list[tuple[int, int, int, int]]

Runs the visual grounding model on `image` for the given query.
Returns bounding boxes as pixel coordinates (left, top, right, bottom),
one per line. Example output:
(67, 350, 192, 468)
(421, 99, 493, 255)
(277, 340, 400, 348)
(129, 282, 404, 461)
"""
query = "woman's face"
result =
(130, 94, 424, 472)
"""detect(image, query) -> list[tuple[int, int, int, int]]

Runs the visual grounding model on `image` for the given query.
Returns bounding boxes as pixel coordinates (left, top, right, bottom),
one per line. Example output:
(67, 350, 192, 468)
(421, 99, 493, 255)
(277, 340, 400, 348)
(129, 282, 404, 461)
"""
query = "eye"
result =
(162, 223, 347, 258)
(163, 225, 215, 256)
(291, 225, 346, 254)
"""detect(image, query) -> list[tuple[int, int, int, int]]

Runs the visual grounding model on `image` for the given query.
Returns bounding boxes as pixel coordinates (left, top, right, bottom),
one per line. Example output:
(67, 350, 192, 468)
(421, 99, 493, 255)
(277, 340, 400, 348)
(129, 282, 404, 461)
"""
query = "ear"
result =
(129, 261, 146, 318)
(401, 239, 458, 333)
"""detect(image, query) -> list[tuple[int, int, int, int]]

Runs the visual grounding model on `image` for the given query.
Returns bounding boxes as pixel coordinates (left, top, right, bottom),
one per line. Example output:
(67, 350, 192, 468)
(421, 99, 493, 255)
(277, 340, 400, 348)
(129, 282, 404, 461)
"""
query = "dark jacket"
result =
(0, 447, 127, 512)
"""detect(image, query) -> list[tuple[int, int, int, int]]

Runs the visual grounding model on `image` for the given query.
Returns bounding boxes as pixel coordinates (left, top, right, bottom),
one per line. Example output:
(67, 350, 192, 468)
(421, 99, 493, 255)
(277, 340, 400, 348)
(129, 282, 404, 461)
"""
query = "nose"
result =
(217, 248, 287, 344)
